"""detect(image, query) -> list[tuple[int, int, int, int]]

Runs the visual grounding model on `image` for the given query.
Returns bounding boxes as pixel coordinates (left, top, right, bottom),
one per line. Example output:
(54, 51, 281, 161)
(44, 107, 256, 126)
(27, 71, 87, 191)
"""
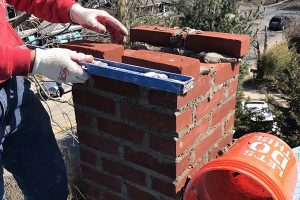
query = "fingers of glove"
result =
(70, 52, 94, 63)
(55, 48, 79, 59)
(114, 32, 124, 44)
(96, 13, 128, 36)
(107, 26, 123, 44)
(70, 5, 127, 35)
(56, 62, 79, 84)
(54, 48, 76, 54)
(114, 31, 124, 44)
(86, 17, 107, 33)
(81, 16, 106, 33)
(110, 31, 116, 44)
(77, 69, 90, 82)
(67, 61, 91, 83)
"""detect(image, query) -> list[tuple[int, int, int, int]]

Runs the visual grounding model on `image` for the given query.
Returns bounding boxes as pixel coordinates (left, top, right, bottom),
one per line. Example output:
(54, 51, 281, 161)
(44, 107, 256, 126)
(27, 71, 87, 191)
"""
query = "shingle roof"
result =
(139, 0, 172, 6)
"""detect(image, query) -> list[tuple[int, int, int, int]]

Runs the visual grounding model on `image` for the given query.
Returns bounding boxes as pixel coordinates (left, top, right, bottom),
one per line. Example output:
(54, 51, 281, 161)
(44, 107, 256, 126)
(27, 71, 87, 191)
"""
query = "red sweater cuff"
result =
(59, 1, 77, 23)
(13, 47, 31, 76)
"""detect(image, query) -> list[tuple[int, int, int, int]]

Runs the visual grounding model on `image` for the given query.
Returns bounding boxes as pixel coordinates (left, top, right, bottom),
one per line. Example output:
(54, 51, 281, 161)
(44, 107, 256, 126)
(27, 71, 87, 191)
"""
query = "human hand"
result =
(69, 4, 128, 44)
(31, 48, 93, 83)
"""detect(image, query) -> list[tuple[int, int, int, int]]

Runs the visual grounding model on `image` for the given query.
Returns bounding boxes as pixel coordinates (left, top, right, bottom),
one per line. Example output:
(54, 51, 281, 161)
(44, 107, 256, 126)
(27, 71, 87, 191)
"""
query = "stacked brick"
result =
(61, 25, 250, 200)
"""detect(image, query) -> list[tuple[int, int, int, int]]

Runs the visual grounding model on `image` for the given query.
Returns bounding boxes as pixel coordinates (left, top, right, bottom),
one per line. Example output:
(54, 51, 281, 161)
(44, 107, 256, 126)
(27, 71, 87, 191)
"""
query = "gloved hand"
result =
(69, 4, 128, 44)
(31, 48, 93, 83)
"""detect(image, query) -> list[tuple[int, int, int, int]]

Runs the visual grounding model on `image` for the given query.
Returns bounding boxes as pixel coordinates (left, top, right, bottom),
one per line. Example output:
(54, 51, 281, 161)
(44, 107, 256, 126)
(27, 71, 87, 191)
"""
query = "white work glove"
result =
(31, 48, 93, 83)
(69, 4, 128, 44)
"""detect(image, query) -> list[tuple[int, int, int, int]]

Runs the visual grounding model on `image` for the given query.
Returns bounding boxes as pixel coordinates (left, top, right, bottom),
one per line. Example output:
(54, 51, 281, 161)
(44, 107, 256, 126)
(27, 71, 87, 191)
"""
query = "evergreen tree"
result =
(173, 0, 262, 35)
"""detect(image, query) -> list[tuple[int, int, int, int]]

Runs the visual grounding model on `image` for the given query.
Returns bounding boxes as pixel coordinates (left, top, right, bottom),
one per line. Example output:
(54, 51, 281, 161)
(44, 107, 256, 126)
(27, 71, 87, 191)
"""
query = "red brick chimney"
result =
(61, 26, 250, 200)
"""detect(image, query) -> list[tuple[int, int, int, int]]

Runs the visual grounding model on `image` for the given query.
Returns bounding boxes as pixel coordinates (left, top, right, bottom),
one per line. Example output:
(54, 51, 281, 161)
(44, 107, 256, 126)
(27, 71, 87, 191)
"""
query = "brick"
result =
(214, 64, 240, 85)
(124, 147, 176, 178)
(151, 177, 176, 197)
(191, 125, 223, 164)
(80, 146, 97, 165)
(148, 91, 178, 110)
(103, 191, 125, 200)
(212, 96, 236, 126)
(81, 164, 122, 192)
(73, 80, 89, 89)
(224, 114, 235, 132)
(121, 104, 193, 132)
(149, 135, 176, 155)
(92, 76, 141, 99)
(177, 154, 190, 177)
(130, 25, 184, 48)
(148, 75, 211, 109)
(127, 185, 157, 200)
(59, 40, 124, 62)
(209, 147, 219, 160)
(78, 130, 119, 155)
(82, 181, 101, 199)
(102, 158, 146, 185)
(122, 50, 200, 78)
(97, 117, 144, 144)
(219, 134, 233, 149)
(200, 63, 215, 69)
(196, 89, 225, 121)
(228, 78, 239, 96)
(177, 118, 209, 156)
(185, 31, 250, 57)
(74, 109, 93, 127)
(124, 49, 136, 56)
(73, 89, 115, 115)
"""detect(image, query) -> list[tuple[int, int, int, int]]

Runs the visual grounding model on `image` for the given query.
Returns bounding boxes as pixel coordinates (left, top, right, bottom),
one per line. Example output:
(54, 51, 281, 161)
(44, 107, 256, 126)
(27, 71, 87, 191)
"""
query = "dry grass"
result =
(4, 170, 23, 200)
(57, 133, 85, 200)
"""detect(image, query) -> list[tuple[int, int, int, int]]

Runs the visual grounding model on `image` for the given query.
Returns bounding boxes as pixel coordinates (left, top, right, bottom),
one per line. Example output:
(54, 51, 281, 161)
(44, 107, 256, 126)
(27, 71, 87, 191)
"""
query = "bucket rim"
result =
(184, 159, 285, 200)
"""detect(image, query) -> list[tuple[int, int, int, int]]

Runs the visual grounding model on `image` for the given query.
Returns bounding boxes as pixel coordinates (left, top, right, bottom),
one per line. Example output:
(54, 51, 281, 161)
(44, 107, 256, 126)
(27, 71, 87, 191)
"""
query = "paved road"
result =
(258, 1, 299, 48)
(242, 0, 299, 100)
(242, 0, 299, 59)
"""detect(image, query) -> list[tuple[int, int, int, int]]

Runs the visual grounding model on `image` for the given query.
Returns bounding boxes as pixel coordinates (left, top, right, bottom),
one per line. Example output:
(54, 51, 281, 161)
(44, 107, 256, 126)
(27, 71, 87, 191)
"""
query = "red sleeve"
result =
(0, 45, 31, 82)
(7, 0, 76, 23)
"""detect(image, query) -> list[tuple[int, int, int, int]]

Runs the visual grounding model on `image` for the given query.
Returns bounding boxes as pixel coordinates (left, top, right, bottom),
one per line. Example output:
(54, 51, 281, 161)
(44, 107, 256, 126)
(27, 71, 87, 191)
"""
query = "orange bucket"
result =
(184, 133, 298, 200)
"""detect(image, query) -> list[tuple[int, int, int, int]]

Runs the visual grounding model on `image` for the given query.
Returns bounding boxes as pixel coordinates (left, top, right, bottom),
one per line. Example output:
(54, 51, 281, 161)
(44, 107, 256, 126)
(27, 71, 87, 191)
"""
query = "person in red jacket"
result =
(0, 0, 127, 199)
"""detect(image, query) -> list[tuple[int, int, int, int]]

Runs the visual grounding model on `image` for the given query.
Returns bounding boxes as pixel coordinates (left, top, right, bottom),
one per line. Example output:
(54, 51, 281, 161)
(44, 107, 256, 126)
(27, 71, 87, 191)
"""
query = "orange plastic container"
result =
(184, 133, 298, 200)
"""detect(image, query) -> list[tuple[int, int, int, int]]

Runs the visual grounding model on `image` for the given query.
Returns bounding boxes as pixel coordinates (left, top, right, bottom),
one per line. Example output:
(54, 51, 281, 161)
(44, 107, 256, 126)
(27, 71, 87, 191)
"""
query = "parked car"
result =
(242, 100, 276, 133)
(242, 100, 277, 133)
(269, 16, 291, 31)
(243, 100, 274, 121)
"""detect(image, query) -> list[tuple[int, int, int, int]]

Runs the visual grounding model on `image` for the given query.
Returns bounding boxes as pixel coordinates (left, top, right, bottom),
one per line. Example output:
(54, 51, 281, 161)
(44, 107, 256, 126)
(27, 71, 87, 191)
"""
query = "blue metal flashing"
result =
(81, 59, 194, 95)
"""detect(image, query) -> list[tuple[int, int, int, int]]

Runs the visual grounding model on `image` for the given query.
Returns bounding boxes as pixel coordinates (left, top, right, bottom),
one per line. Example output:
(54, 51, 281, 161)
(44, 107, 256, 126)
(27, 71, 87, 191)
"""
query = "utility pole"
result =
(263, 26, 268, 54)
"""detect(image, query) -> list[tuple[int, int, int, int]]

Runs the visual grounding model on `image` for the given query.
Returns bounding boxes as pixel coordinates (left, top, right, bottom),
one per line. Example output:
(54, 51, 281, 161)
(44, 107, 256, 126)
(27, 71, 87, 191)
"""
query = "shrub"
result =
(261, 42, 296, 77)
(267, 46, 300, 147)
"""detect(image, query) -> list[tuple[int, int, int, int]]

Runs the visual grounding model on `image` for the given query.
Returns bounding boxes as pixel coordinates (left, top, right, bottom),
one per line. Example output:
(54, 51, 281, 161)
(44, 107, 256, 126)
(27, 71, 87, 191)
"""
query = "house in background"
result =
(138, 0, 174, 17)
